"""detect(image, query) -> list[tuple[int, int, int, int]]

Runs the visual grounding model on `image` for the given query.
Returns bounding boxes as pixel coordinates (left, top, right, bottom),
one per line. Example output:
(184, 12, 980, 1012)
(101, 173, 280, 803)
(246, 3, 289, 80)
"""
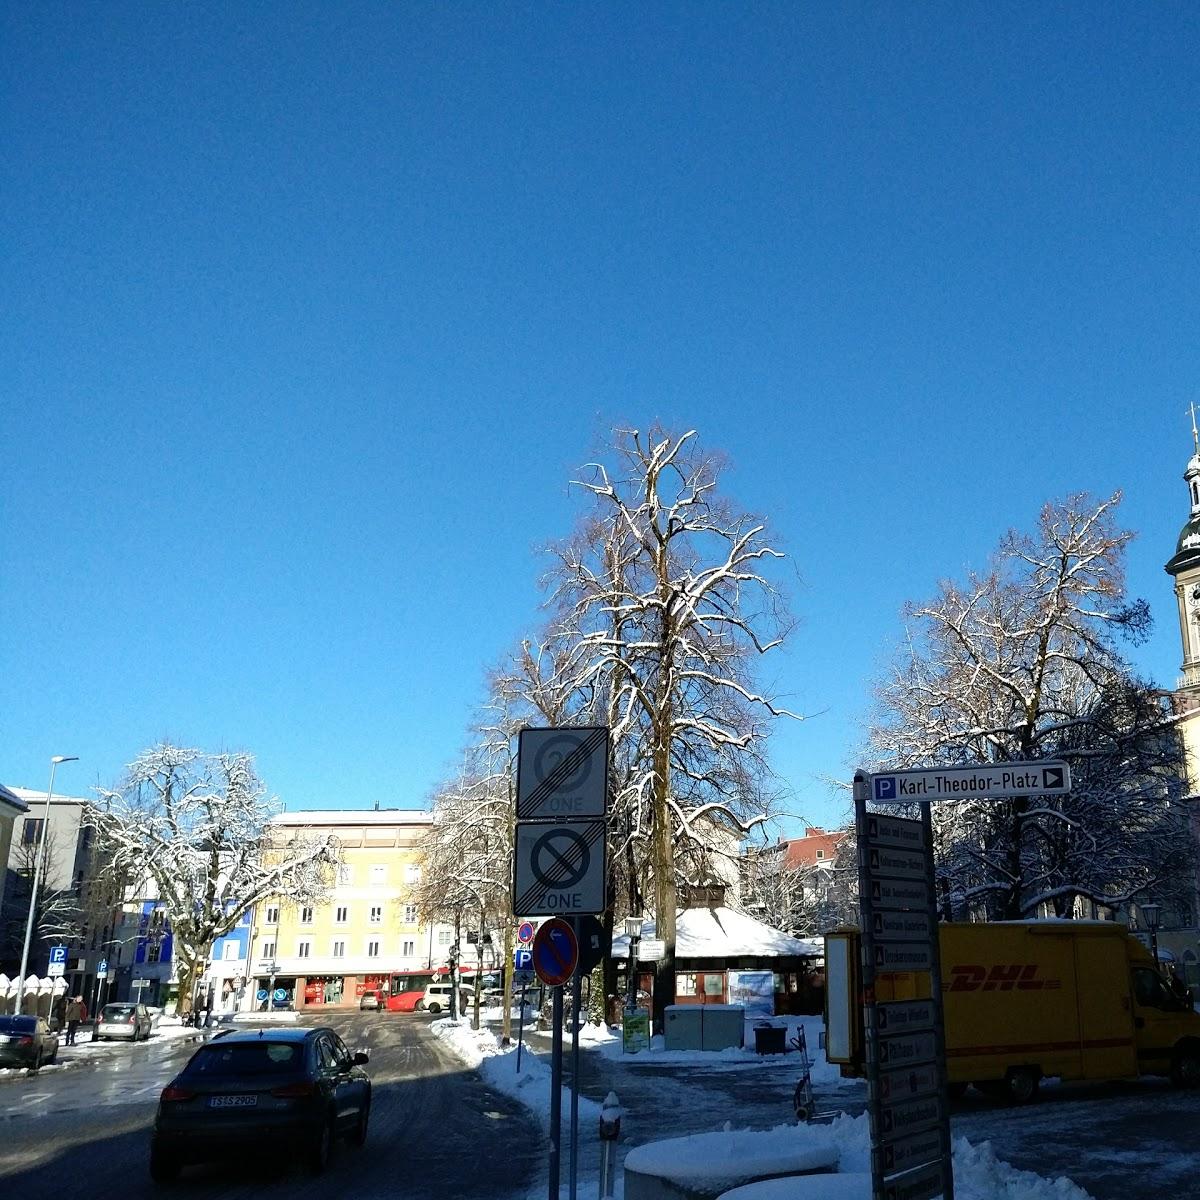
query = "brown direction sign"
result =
(866, 813, 926, 851)
(873, 910, 934, 943)
(879, 1126, 942, 1175)
(874, 941, 933, 971)
(870, 877, 932, 910)
(877, 1029, 937, 1069)
(867, 846, 927, 880)
(878, 1094, 942, 1139)
(881, 1160, 945, 1200)
(876, 999, 936, 1036)
(878, 1061, 940, 1104)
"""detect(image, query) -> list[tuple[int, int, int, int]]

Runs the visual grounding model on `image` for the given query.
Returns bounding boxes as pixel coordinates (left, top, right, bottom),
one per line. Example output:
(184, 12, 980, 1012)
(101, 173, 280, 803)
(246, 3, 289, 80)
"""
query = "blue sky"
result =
(4, 5, 1198, 838)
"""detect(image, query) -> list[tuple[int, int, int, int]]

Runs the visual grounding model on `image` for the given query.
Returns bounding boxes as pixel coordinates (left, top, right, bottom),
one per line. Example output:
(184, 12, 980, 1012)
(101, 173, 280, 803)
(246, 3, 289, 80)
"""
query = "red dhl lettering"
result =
(945, 964, 1061, 992)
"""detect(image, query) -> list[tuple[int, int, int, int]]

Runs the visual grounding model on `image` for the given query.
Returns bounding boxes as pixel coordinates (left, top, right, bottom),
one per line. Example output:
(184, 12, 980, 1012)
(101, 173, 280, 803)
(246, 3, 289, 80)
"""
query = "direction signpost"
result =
(856, 760, 1073, 1200)
(514, 727, 610, 1200)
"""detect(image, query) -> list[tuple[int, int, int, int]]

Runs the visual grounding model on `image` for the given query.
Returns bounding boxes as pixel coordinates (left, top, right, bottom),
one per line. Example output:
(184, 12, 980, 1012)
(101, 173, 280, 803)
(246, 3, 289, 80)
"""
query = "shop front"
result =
(303, 976, 345, 1006)
(252, 976, 297, 1011)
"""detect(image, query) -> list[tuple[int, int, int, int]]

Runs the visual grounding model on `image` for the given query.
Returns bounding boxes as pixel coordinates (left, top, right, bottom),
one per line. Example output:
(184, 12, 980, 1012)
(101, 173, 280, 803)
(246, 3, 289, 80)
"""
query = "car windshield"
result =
(0, 1017, 36, 1034)
(102, 1005, 133, 1018)
(184, 1041, 302, 1077)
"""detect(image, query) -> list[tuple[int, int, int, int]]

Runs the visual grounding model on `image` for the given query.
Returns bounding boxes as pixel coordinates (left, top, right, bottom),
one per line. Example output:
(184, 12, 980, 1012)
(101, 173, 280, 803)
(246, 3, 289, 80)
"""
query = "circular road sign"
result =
(532, 917, 579, 987)
(517, 920, 536, 944)
(531, 827, 591, 890)
(533, 731, 597, 792)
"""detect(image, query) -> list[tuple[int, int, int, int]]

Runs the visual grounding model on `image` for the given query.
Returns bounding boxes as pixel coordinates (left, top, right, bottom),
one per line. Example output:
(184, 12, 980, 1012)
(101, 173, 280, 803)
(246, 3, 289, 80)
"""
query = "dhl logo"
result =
(944, 963, 1061, 992)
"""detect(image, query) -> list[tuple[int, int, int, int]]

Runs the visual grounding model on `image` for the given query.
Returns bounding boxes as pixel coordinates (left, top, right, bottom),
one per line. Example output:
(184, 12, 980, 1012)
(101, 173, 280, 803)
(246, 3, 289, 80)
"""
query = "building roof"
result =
(0, 784, 28, 817)
(6, 787, 92, 808)
(611, 906, 821, 960)
(270, 808, 433, 827)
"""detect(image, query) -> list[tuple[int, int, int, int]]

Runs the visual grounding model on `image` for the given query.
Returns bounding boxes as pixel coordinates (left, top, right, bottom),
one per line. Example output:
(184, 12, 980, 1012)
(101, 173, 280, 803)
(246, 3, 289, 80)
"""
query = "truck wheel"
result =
(1170, 1046, 1200, 1088)
(1005, 1067, 1040, 1104)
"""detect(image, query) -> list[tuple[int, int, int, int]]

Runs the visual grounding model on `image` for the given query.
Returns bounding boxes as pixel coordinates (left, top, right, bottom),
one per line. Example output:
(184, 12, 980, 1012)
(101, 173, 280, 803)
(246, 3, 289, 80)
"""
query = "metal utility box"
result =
(664, 1005, 704, 1051)
(701, 1004, 746, 1051)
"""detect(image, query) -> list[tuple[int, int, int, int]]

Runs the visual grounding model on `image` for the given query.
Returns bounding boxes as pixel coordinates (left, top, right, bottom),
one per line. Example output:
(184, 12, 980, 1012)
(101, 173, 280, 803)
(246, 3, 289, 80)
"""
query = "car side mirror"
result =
(353, 1051, 369, 1065)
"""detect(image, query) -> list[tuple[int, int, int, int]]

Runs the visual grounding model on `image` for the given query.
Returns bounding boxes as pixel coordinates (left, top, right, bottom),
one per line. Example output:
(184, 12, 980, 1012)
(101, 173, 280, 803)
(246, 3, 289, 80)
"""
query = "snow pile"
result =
(594, 1015, 856, 1090)
(612, 908, 817, 959)
(625, 1126, 839, 1192)
(431, 1017, 602, 1133)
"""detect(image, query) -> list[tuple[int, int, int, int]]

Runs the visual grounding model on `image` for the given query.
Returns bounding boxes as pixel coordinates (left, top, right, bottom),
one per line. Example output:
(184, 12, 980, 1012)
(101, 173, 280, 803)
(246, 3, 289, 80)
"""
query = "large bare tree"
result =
(868, 492, 1191, 919)
(89, 744, 337, 1015)
(546, 427, 799, 1024)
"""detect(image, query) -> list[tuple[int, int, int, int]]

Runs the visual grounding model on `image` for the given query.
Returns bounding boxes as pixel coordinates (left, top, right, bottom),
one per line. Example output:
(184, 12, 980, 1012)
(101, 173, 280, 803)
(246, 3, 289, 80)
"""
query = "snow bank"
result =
(431, 1017, 602, 1134)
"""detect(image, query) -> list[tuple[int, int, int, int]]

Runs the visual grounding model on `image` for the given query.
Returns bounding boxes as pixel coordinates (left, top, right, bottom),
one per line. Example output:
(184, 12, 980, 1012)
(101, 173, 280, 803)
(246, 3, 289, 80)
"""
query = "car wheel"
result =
(426, 1002, 441, 1014)
(31, 1051, 42, 1073)
(307, 1114, 335, 1175)
(149, 1144, 181, 1184)
(414, 1000, 425, 1011)
(1004, 1068, 1040, 1105)
(347, 1099, 370, 1148)
(1171, 1045, 1200, 1088)
(47, 1045, 58, 1065)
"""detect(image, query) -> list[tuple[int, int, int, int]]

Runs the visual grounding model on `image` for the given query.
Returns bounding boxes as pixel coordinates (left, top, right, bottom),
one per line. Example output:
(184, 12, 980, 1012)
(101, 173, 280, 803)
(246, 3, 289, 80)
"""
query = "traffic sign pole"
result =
(549, 985, 563, 1200)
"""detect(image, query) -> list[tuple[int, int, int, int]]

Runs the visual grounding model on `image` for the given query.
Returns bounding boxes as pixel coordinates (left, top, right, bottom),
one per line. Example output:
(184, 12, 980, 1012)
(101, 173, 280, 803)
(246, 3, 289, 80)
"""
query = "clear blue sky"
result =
(4, 5, 1198, 838)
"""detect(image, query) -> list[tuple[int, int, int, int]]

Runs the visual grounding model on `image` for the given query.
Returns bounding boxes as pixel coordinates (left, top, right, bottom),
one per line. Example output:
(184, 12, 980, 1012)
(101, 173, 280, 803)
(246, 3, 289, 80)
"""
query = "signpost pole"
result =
(549, 984, 564, 1200)
(569, 968, 582, 1200)
(922, 801, 955, 1200)
(517, 980, 527, 1072)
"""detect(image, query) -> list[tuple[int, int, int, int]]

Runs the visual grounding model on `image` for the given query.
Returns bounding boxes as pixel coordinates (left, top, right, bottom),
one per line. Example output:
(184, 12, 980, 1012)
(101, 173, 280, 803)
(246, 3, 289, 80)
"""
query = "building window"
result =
(265, 905, 280, 926)
(22, 818, 44, 845)
(370, 865, 386, 885)
(261, 940, 275, 959)
(338, 864, 353, 886)
(300, 906, 314, 924)
(222, 941, 239, 961)
(438, 929, 453, 946)
(404, 904, 418, 924)
(402, 939, 415, 956)
(332, 940, 345, 958)
(297, 941, 311, 959)
(335, 906, 348, 924)
(370, 905, 382, 924)
(367, 940, 380, 958)
(405, 864, 420, 885)
(815, 850, 824, 859)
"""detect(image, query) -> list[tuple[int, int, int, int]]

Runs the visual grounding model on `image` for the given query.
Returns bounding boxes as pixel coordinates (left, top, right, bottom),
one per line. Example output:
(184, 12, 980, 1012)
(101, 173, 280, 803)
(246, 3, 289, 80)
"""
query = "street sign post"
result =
(513, 946, 535, 984)
(518, 920, 536, 944)
(96, 958, 108, 980)
(857, 757, 1073, 1200)
(514, 819, 607, 916)
(47, 944, 67, 978)
(870, 761, 1070, 803)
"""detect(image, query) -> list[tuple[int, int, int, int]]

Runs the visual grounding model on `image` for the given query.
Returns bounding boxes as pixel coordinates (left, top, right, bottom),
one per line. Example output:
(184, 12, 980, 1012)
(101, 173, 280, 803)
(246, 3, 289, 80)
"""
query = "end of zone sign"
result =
(517, 727, 609, 820)
(514, 819, 606, 916)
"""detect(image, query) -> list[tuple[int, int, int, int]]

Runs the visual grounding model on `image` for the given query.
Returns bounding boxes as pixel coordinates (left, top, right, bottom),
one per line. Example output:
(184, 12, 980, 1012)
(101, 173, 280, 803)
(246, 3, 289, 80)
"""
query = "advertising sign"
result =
(727, 971, 775, 1018)
(622, 1010, 651, 1054)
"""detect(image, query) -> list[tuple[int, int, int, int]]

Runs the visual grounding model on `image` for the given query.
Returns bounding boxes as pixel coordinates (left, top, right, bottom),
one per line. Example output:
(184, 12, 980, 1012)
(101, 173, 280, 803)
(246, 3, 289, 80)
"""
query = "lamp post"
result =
(1143, 902, 1162, 968)
(15, 756, 78, 1012)
(624, 915, 644, 1010)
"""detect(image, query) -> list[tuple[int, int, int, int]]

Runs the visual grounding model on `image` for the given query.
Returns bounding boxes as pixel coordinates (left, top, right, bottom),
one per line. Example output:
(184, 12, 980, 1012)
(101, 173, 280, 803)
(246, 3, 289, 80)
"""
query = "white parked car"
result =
(420, 983, 473, 1015)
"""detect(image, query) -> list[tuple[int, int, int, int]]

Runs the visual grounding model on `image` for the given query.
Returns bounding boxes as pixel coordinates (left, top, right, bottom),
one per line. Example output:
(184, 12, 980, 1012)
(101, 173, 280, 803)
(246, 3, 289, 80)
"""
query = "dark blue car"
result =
(150, 1026, 370, 1183)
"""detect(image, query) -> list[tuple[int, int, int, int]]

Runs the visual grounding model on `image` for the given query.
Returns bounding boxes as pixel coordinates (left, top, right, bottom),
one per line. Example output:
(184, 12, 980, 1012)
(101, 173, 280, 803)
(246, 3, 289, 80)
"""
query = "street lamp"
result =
(1142, 902, 1162, 967)
(623, 915, 644, 1010)
(15, 756, 78, 1012)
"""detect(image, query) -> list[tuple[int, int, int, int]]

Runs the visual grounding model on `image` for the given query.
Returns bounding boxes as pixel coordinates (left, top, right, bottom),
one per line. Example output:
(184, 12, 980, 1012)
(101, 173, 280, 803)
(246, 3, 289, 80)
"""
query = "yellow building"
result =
(245, 809, 461, 1011)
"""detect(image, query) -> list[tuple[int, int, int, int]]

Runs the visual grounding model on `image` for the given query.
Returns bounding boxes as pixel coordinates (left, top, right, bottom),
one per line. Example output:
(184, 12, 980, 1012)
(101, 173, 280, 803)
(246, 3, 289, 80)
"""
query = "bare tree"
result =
(741, 838, 857, 936)
(89, 744, 337, 1015)
(868, 492, 1190, 918)
(547, 427, 799, 1024)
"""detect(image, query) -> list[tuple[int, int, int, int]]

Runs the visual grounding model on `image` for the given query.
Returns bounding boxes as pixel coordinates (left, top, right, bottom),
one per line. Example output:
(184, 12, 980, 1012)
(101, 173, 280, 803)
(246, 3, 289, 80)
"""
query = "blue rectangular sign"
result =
(49, 945, 67, 964)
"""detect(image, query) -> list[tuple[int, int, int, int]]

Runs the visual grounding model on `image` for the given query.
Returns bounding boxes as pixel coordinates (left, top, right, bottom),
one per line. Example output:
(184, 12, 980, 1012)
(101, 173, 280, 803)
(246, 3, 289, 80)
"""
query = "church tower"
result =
(1164, 409, 1200, 695)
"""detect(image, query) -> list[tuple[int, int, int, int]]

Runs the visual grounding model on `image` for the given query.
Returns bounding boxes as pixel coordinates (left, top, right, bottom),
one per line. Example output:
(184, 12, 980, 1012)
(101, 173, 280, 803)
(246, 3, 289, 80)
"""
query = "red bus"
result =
(384, 966, 497, 1012)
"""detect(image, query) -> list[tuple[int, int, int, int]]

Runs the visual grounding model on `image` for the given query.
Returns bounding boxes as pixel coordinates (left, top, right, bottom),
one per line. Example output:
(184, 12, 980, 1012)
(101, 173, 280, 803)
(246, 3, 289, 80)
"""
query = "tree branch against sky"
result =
(89, 743, 337, 1015)
(548, 426, 800, 1023)
(867, 492, 1191, 920)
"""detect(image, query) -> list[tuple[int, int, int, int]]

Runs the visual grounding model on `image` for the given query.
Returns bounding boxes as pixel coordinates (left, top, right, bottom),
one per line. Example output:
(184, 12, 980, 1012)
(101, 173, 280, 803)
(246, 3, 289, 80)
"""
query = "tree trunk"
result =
(1004, 796, 1028, 919)
(651, 729, 676, 1032)
(501, 921, 514, 1046)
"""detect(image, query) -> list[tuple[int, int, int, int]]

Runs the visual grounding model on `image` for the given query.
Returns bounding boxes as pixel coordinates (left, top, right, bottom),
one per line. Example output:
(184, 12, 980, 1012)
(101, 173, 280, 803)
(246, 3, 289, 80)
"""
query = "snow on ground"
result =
(0, 1018, 202, 1083)
(431, 1017, 602, 1134)
(442, 1013, 1094, 1200)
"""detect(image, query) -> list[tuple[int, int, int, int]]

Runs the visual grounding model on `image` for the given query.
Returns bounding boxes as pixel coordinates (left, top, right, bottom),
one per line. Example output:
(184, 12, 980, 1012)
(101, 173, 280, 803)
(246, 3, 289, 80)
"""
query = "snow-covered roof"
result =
(7, 787, 91, 807)
(270, 808, 433, 827)
(0, 784, 28, 816)
(612, 906, 820, 960)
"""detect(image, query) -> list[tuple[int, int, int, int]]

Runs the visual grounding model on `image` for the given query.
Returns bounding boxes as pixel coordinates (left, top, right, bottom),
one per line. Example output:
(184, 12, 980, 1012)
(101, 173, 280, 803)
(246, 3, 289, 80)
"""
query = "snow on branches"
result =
(869, 492, 1192, 919)
(89, 743, 337, 1013)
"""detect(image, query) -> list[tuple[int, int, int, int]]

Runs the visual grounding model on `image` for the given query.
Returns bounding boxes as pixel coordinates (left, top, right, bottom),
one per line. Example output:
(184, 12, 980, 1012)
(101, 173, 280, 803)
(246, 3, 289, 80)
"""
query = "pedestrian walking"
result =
(65, 995, 83, 1046)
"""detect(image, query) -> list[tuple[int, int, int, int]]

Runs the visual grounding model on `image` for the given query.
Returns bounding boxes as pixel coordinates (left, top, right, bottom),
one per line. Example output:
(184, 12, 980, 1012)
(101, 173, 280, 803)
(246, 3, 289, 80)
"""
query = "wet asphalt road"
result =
(0, 1013, 542, 1200)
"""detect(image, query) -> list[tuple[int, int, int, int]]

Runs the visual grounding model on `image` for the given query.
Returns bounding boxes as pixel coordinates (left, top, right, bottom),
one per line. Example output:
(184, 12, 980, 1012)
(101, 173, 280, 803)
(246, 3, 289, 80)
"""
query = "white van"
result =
(420, 983, 472, 1014)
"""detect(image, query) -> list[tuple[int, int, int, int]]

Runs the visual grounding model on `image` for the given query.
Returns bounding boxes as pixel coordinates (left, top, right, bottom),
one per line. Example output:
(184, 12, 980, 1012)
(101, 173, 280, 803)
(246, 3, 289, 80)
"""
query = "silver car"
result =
(97, 1002, 153, 1041)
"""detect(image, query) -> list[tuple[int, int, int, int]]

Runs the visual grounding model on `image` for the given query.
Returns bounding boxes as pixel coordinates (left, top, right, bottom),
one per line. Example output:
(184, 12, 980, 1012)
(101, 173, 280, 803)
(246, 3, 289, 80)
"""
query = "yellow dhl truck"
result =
(825, 921, 1200, 1103)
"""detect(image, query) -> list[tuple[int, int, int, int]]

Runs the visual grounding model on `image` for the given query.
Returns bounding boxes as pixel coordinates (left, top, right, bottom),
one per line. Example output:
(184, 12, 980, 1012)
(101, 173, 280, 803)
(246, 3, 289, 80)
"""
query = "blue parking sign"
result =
(49, 945, 67, 964)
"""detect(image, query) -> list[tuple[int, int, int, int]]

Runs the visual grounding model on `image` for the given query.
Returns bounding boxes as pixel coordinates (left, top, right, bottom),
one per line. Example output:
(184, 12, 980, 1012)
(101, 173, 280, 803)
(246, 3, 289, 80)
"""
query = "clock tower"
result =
(1165, 416, 1200, 694)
